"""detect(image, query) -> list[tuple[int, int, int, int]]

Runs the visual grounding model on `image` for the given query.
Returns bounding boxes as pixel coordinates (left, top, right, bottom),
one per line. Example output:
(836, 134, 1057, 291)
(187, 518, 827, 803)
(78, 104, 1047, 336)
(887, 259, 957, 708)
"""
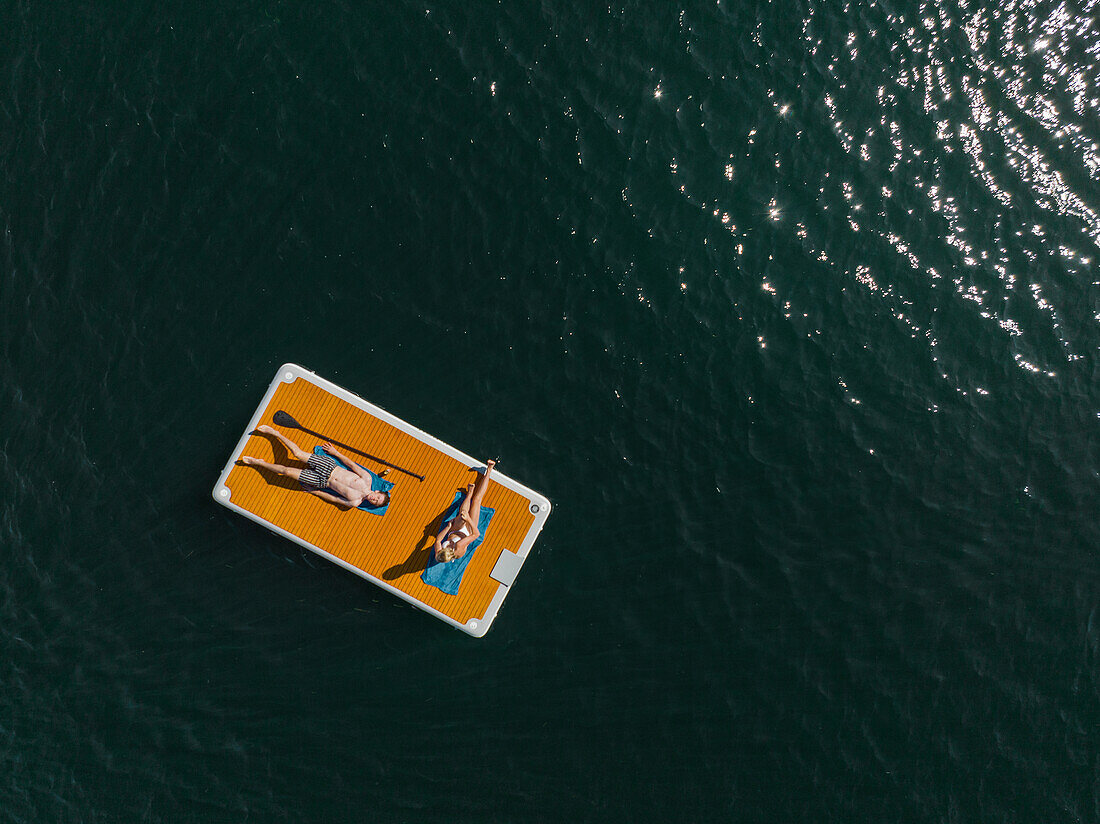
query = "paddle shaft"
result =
(272, 410, 425, 481)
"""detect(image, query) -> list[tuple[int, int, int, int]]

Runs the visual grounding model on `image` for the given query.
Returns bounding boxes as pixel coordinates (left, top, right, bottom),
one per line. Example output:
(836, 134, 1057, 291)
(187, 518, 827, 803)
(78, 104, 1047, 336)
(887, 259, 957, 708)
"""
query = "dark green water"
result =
(2, 1, 1098, 821)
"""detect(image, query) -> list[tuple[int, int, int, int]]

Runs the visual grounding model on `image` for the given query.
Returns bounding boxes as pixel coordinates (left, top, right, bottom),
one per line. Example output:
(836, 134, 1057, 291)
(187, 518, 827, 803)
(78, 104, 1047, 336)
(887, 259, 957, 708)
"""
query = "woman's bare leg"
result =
(257, 424, 312, 462)
(459, 483, 476, 520)
(240, 455, 303, 483)
(466, 460, 495, 521)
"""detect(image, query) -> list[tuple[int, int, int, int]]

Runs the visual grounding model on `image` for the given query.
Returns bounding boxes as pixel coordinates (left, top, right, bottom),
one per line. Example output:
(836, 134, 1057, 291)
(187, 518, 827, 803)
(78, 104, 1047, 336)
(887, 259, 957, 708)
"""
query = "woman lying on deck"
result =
(434, 460, 495, 563)
(241, 424, 390, 509)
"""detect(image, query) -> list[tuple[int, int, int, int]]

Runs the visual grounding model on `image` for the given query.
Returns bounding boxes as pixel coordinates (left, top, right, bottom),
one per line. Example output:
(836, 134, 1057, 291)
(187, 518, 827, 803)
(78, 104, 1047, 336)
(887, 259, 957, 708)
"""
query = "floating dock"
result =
(212, 364, 551, 636)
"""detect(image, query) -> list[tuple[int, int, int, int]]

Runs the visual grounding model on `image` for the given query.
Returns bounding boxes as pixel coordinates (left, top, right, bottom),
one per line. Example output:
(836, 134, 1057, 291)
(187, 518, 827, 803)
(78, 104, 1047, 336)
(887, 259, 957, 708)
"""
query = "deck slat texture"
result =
(225, 377, 534, 624)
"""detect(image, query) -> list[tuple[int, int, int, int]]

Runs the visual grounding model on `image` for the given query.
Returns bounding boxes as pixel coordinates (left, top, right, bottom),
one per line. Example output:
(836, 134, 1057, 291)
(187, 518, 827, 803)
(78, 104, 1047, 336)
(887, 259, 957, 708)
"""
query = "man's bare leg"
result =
(240, 455, 303, 482)
(256, 424, 312, 463)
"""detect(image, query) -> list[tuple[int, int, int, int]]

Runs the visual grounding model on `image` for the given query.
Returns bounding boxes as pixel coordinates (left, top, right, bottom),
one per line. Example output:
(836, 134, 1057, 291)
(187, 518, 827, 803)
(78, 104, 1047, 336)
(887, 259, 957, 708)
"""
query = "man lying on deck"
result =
(240, 425, 390, 509)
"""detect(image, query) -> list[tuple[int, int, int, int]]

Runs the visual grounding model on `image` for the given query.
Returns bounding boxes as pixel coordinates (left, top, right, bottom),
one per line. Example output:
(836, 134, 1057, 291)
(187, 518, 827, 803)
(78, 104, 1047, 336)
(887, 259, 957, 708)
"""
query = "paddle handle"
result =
(271, 410, 425, 481)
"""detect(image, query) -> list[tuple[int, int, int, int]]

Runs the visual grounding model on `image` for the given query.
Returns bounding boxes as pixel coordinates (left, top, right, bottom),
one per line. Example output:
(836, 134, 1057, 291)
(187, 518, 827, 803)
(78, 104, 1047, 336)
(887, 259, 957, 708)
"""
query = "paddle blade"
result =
(272, 410, 300, 429)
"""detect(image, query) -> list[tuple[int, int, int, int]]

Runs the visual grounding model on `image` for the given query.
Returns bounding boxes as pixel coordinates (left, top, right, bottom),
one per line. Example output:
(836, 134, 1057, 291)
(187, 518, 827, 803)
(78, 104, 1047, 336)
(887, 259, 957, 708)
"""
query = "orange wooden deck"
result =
(218, 370, 540, 628)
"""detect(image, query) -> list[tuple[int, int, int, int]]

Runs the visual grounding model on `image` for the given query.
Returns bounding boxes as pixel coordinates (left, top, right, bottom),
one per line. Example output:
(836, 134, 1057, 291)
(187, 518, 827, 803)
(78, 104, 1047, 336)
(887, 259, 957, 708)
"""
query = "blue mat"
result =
(312, 445, 394, 516)
(421, 491, 495, 595)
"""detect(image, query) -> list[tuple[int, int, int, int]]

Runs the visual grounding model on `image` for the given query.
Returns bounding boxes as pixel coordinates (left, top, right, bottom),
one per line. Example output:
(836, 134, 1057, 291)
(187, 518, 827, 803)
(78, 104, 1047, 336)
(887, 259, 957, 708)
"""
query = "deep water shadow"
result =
(382, 491, 463, 581)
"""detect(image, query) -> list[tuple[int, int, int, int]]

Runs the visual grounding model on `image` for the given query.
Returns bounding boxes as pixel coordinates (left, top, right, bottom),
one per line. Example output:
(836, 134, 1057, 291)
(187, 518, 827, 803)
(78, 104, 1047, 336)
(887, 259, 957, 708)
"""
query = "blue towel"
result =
(312, 445, 394, 516)
(421, 491, 495, 595)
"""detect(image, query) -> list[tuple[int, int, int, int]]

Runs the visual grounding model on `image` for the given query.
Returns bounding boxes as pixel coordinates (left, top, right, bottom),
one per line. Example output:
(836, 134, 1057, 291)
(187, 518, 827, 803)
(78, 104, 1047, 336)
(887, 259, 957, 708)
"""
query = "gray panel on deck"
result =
(490, 550, 524, 586)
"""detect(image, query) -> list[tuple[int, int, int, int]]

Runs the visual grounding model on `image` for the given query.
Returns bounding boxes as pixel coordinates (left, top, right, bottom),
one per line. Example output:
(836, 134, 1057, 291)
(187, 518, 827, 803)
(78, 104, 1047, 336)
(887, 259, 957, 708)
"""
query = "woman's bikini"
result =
(442, 520, 471, 552)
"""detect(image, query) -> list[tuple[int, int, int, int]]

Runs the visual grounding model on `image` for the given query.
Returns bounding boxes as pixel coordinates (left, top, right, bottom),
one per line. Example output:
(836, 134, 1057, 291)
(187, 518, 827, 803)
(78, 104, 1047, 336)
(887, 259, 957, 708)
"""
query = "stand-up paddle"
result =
(271, 410, 425, 481)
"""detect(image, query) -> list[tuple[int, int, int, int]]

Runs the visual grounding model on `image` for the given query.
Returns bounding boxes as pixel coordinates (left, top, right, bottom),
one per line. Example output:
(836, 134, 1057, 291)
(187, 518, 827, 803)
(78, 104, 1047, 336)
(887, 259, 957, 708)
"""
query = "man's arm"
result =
(322, 442, 375, 482)
(308, 489, 351, 508)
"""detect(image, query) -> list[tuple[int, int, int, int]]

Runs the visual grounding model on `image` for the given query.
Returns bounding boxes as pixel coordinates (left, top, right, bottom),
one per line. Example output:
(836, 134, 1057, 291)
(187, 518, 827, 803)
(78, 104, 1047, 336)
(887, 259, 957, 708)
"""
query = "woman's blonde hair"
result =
(437, 545, 456, 563)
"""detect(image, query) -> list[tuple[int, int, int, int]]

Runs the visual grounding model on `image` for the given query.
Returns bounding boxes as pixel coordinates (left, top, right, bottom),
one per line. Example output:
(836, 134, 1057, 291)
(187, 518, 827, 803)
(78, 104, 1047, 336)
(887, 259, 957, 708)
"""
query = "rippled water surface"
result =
(2, 1, 1098, 821)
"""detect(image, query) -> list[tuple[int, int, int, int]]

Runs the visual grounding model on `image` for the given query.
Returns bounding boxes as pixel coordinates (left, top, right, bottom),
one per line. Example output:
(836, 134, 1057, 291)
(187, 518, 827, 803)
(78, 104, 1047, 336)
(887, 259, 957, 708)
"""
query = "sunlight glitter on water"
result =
(776, 0, 1100, 384)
